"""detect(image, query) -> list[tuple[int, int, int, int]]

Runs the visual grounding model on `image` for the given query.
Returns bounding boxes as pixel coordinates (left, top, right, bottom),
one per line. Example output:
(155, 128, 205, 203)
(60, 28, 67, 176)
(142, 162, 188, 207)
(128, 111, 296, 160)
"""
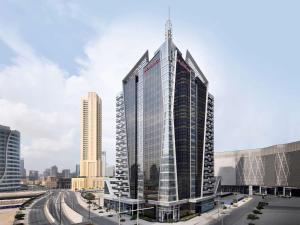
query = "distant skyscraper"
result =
(111, 20, 215, 222)
(0, 125, 21, 191)
(75, 164, 80, 177)
(62, 169, 71, 178)
(50, 165, 58, 177)
(29, 170, 39, 181)
(20, 158, 26, 179)
(80, 92, 102, 177)
(72, 92, 104, 190)
(102, 151, 106, 177)
(43, 168, 51, 177)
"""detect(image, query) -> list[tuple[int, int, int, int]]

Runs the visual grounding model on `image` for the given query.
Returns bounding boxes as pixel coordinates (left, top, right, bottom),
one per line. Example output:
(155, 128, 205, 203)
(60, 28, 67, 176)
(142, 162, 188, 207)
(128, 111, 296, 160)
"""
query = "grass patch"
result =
(180, 213, 198, 221)
(139, 215, 156, 222)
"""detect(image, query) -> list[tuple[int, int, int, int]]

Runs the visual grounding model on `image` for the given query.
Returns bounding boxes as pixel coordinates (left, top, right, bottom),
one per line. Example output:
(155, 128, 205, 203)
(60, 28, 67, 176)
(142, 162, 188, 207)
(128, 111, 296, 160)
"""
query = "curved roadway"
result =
(28, 196, 51, 225)
(64, 191, 117, 225)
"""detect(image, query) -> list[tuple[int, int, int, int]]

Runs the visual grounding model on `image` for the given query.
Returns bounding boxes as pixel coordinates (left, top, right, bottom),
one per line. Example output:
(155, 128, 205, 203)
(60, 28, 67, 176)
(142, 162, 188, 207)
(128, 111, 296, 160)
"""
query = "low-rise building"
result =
(42, 176, 58, 189)
(215, 141, 300, 196)
(71, 177, 104, 191)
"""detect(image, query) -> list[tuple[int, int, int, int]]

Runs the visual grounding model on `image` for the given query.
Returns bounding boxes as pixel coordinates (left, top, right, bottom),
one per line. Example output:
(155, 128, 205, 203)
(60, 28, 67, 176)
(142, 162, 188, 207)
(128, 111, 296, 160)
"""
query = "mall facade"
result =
(104, 20, 215, 222)
(215, 141, 300, 196)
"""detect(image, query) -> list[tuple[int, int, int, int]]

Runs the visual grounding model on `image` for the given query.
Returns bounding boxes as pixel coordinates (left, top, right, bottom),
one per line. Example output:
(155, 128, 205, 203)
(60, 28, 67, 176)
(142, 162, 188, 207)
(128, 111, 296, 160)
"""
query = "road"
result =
(210, 196, 261, 225)
(64, 191, 117, 225)
(28, 196, 51, 225)
(48, 190, 72, 225)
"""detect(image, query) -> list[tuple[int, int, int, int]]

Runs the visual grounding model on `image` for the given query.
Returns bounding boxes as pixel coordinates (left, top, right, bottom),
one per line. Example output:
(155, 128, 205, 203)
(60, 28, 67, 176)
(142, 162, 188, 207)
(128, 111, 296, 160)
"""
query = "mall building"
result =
(215, 141, 300, 196)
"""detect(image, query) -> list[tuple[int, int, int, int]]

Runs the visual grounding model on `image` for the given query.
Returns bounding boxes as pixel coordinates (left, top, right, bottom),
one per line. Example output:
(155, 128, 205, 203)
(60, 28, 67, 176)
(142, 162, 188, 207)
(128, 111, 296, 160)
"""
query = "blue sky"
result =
(0, 0, 299, 172)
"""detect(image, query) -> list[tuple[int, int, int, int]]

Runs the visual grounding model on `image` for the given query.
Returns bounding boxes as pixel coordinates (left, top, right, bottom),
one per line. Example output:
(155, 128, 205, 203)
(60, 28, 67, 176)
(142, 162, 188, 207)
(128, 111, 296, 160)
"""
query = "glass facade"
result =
(122, 53, 149, 199)
(174, 53, 191, 200)
(143, 53, 163, 201)
(114, 21, 215, 222)
(195, 78, 207, 197)
(0, 125, 20, 191)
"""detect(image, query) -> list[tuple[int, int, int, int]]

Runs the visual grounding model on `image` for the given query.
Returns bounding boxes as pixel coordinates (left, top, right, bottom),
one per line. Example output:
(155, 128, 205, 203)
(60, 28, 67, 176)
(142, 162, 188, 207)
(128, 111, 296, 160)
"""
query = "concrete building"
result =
(50, 165, 58, 177)
(20, 158, 26, 179)
(102, 151, 106, 178)
(72, 92, 104, 190)
(42, 176, 58, 189)
(28, 170, 39, 181)
(75, 164, 80, 177)
(105, 20, 215, 222)
(0, 125, 21, 191)
(215, 141, 300, 196)
(105, 165, 115, 178)
(43, 168, 51, 177)
(80, 92, 102, 177)
(57, 178, 71, 189)
(62, 169, 70, 178)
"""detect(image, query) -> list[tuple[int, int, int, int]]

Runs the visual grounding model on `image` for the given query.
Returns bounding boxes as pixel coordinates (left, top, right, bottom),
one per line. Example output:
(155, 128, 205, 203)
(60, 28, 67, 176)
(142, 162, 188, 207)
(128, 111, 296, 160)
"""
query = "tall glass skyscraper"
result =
(0, 125, 20, 191)
(115, 20, 215, 222)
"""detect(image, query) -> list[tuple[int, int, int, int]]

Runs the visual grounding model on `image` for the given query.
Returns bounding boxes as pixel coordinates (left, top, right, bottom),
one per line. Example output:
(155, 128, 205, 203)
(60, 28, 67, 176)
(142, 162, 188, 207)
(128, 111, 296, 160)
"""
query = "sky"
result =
(0, 0, 300, 173)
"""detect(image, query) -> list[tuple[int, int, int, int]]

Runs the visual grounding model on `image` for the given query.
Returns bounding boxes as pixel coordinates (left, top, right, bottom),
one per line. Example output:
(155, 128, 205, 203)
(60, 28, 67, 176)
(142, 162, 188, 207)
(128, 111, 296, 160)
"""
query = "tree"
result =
(84, 192, 95, 201)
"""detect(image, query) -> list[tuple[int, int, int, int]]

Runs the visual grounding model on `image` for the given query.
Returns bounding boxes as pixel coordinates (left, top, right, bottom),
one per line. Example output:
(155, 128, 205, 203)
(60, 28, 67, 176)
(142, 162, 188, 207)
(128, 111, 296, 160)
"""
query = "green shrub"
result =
(256, 201, 268, 210)
(83, 192, 95, 201)
(247, 214, 259, 220)
(139, 215, 156, 222)
(180, 213, 198, 221)
(15, 213, 25, 220)
(130, 214, 137, 220)
(253, 209, 262, 214)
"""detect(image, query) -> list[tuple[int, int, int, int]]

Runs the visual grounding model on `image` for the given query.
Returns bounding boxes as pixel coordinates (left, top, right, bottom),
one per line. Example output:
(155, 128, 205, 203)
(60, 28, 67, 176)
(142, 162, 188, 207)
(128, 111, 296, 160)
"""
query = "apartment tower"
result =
(72, 92, 103, 190)
(80, 92, 102, 177)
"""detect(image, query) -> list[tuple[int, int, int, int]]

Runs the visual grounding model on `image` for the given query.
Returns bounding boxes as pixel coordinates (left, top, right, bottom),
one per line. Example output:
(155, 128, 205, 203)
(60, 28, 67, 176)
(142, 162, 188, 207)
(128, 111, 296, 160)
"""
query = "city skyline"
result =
(1, 1, 300, 171)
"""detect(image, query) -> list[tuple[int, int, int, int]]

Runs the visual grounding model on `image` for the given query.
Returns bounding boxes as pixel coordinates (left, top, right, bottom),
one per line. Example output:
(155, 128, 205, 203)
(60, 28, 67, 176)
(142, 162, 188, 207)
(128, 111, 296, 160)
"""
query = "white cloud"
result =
(0, 18, 176, 172)
(2, 14, 297, 173)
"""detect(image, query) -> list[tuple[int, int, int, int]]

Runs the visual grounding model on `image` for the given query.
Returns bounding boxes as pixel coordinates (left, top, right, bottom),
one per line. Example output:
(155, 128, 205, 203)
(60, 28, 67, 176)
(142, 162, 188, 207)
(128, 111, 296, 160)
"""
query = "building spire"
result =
(165, 6, 172, 40)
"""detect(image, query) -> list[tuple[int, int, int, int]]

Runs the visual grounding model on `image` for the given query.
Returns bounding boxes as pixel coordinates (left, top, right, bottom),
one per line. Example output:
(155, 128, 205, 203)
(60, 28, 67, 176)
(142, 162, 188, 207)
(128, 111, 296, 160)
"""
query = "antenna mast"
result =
(165, 6, 172, 40)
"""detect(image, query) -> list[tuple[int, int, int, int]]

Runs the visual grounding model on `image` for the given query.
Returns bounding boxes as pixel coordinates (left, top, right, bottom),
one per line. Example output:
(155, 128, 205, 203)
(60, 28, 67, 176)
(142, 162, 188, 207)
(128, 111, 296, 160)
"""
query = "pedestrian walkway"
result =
(73, 191, 252, 225)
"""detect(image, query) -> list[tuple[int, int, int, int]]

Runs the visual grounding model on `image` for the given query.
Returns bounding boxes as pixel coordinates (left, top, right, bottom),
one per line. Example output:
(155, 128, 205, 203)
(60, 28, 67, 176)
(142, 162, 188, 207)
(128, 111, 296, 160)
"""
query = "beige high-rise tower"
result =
(80, 92, 102, 177)
(72, 92, 104, 190)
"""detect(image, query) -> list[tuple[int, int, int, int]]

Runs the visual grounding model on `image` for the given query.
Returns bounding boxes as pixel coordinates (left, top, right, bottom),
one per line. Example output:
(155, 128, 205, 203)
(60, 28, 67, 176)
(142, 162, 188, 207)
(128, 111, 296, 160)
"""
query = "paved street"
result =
(48, 191, 72, 225)
(209, 195, 300, 225)
(28, 196, 50, 225)
(209, 196, 260, 225)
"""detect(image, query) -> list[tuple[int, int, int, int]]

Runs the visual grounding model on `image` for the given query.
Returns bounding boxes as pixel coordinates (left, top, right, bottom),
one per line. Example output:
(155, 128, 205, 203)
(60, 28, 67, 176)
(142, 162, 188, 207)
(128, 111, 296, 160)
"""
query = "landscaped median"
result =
(44, 197, 56, 224)
(61, 192, 84, 224)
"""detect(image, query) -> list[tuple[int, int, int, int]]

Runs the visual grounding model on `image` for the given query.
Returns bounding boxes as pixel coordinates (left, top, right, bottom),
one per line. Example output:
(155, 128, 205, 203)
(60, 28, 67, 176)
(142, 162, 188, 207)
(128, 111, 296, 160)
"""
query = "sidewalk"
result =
(74, 192, 253, 225)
